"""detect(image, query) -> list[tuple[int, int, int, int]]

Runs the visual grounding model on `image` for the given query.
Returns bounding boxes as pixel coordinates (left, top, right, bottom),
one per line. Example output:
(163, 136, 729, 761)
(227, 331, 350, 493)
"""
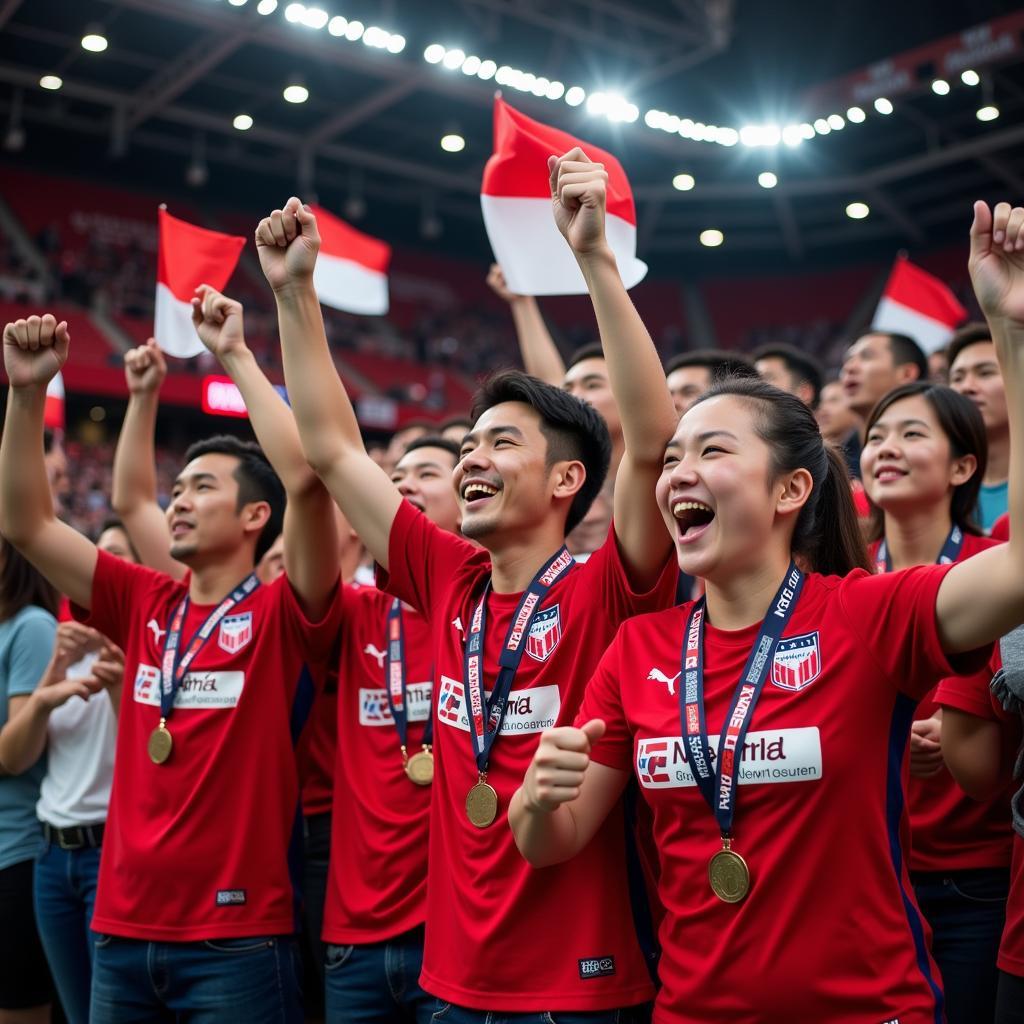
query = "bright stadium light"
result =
(672, 173, 695, 191)
(233, 113, 253, 130)
(461, 55, 481, 75)
(846, 106, 866, 123)
(81, 29, 108, 52)
(256, 0, 278, 14)
(700, 229, 724, 247)
(424, 43, 445, 63)
(386, 34, 405, 53)
(344, 19, 364, 40)
(781, 124, 803, 147)
(284, 3, 305, 22)
(961, 69, 980, 86)
(846, 201, 870, 220)
(39, 75, 63, 91)
(477, 60, 497, 80)
(442, 48, 465, 70)
(874, 97, 893, 114)
(931, 79, 950, 95)
(328, 15, 347, 35)
(758, 171, 778, 189)
(828, 113, 845, 130)
(283, 82, 308, 103)
(301, 7, 328, 29)
(814, 118, 830, 135)
(565, 86, 586, 106)
(977, 105, 1000, 122)
(441, 133, 465, 152)
(546, 80, 564, 100)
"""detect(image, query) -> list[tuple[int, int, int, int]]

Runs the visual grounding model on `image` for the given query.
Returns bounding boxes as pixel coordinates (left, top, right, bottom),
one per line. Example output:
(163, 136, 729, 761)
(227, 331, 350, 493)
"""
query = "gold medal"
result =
(708, 837, 750, 903)
(148, 719, 173, 765)
(465, 775, 498, 828)
(405, 747, 434, 786)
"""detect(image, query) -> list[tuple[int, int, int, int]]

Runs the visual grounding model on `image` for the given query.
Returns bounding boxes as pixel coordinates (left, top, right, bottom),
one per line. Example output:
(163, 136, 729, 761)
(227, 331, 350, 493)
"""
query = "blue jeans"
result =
(324, 927, 434, 1024)
(913, 867, 1009, 1024)
(90, 934, 303, 1023)
(33, 841, 101, 1024)
(429, 1005, 649, 1024)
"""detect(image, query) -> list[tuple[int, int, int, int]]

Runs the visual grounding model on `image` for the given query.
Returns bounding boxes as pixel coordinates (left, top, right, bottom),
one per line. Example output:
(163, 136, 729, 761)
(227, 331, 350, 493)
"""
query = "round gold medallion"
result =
(708, 846, 750, 903)
(405, 749, 434, 786)
(148, 722, 173, 765)
(465, 780, 499, 828)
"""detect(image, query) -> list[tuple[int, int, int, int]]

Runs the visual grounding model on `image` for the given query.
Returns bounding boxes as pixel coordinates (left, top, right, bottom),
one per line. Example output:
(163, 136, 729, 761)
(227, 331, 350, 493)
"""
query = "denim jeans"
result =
(913, 867, 1009, 1024)
(33, 841, 101, 1024)
(324, 927, 434, 1024)
(429, 1004, 650, 1024)
(90, 933, 303, 1023)
(996, 969, 1024, 1024)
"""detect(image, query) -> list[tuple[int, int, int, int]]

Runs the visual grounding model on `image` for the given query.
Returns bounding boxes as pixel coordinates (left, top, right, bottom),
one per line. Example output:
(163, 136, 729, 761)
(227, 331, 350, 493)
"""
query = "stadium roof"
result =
(2, 0, 1023, 275)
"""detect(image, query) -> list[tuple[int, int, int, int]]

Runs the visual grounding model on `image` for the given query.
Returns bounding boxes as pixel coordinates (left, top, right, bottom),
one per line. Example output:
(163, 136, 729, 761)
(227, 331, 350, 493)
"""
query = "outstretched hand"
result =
(190, 286, 247, 360)
(124, 337, 168, 395)
(549, 148, 611, 259)
(969, 201, 1024, 330)
(255, 197, 321, 294)
(3, 314, 69, 389)
(521, 718, 606, 813)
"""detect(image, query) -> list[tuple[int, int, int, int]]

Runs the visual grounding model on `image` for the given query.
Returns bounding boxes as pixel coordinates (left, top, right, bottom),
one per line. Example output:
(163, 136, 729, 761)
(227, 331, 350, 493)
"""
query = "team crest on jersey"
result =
(525, 604, 561, 662)
(218, 612, 253, 655)
(437, 677, 465, 725)
(637, 739, 670, 786)
(133, 664, 160, 703)
(771, 631, 821, 692)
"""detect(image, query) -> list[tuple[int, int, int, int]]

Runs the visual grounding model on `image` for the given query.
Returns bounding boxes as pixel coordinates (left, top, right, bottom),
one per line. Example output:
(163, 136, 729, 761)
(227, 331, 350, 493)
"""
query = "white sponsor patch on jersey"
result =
(636, 727, 822, 790)
(132, 663, 246, 709)
(358, 682, 433, 727)
(436, 674, 560, 735)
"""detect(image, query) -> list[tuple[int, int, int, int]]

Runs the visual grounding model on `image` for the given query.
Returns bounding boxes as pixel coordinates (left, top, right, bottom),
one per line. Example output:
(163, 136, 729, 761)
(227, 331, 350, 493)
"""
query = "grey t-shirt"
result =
(0, 605, 56, 870)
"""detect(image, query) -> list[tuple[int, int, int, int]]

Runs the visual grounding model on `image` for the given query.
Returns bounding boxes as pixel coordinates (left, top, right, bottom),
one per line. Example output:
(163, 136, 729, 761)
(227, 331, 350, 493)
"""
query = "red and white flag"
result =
(155, 208, 246, 358)
(310, 204, 390, 315)
(44, 371, 64, 430)
(872, 255, 967, 353)
(481, 96, 647, 296)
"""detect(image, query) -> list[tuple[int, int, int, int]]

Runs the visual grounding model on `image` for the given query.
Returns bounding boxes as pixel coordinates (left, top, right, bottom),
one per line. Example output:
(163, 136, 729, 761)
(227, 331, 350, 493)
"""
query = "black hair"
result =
(566, 342, 605, 372)
(853, 331, 928, 382)
(439, 415, 473, 434)
(751, 342, 825, 409)
(694, 377, 872, 577)
(665, 349, 758, 380)
(96, 516, 140, 562)
(401, 434, 461, 463)
(182, 435, 285, 562)
(0, 536, 59, 622)
(862, 382, 987, 542)
(469, 369, 611, 536)
(947, 322, 994, 370)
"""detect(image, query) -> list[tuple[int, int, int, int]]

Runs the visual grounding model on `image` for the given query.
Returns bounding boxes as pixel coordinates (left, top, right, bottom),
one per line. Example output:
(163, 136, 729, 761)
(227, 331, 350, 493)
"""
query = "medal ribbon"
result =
(463, 547, 575, 774)
(384, 598, 433, 751)
(159, 574, 260, 720)
(875, 524, 964, 574)
(680, 561, 804, 838)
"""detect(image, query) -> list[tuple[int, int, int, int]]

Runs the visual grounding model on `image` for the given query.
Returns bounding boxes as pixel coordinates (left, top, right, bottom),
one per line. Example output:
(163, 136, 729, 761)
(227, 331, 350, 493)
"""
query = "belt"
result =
(42, 822, 105, 850)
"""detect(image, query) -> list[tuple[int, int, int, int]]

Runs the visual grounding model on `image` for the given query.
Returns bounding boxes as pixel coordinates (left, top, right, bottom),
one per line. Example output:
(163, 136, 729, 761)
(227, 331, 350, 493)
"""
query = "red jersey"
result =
(579, 565, 991, 1024)
(297, 675, 338, 817)
(379, 500, 676, 1011)
(937, 652, 1023, 975)
(75, 550, 342, 941)
(322, 583, 434, 944)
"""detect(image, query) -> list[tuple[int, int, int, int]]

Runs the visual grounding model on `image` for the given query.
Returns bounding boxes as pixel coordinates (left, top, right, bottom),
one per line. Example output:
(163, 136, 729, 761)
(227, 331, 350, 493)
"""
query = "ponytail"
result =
(697, 377, 872, 578)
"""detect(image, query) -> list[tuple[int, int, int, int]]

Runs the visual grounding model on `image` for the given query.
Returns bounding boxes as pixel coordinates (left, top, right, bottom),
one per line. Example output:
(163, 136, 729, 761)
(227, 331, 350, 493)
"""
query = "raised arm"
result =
(258, 197, 402, 571)
(937, 202, 1024, 652)
(486, 263, 565, 386)
(190, 284, 339, 618)
(549, 150, 676, 587)
(0, 316, 97, 608)
(111, 339, 186, 579)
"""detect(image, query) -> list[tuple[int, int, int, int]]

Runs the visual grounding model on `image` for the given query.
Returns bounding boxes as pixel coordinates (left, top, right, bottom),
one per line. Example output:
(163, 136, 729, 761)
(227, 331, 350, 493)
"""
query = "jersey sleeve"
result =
(575, 625, 634, 773)
(937, 651, 1008, 723)
(72, 549, 168, 649)
(6, 609, 57, 697)
(578, 524, 678, 628)
(838, 564, 992, 701)
(376, 499, 481, 619)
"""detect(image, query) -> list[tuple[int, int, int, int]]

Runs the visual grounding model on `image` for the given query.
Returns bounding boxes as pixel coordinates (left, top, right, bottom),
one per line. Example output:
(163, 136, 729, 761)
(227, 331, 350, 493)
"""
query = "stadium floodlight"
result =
(873, 97, 893, 114)
(800, 122, 815, 139)
(328, 15, 347, 35)
(846, 201, 870, 219)
(442, 48, 465, 70)
(440, 133, 465, 152)
(672, 173, 695, 191)
(284, 3, 305, 22)
(961, 69, 980, 86)
(228, 0, 248, 6)
(546, 81, 564, 100)
(39, 75, 63, 91)
(344, 19, 364, 40)
(739, 124, 780, 147)
(846, 106, 866, 123)
(386, 34, 405, 53)
(716, 126, 739, 146)
(301, 7, 328, 29)
(758, 171, 778, 189)
(586, 92, 609, 115)
(283, 83, 309, 103)
(781, 124, 803, 147)
(256, 0, 278, 13)
(931, 79, 950, 96)
(700, 229, 724, 248)
(233, 113, 254, 130)
(477, 60, 497, 80)
(424, 43, 445, 63)
(565, 86, 586, 106)
(461, 55, 481, 75)
(813, 118, 830, 135)
(977, 105, 999, 122)
(827, 113, 845, 130)
(81, 28, 108, 52)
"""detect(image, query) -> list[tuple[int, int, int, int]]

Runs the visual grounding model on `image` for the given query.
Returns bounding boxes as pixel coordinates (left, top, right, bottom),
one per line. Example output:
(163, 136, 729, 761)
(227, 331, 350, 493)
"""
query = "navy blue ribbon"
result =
(385, 598, 433, 751)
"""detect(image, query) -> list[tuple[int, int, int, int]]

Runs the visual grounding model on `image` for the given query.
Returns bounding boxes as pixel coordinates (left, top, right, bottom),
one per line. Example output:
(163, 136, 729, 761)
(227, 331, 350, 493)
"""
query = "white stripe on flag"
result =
(313, 252, 389, 315)
(872, 296, 956, 354)
(154, 282, 205, 358)
(481, 195, 647, 296)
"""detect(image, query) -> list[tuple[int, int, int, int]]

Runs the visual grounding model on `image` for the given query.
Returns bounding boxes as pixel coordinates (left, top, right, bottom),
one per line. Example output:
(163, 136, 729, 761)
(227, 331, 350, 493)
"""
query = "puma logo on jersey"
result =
(452, 617, 464, 635)
(647, 668, 681, 696)
(147, 619, 166, 644)
(363, 644, 387, 668)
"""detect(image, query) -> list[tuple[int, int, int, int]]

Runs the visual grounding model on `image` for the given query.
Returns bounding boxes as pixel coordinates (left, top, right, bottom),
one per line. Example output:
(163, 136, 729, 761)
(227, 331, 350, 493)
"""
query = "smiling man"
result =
(270, 150, 678, 1021)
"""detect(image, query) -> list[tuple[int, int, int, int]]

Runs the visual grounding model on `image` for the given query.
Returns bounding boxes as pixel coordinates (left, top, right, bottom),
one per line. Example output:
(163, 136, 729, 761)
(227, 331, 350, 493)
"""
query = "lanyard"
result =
(680, 561, 804, 838)
(875, 525, 964, 574)
(159, 574, 260, 720)
(463, 547, 575, 773)
(384, 598, 433, 750)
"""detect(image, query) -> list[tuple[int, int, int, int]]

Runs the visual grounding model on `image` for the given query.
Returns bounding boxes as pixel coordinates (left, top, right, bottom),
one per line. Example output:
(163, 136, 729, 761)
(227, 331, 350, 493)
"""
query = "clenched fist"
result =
(520, 718, 606, 813)
(190, 285, 247, 360)
(124, 338, 168, 396)
(969, 200, 1024, 330)
(3, 314, 69, 389)
(549, 147, 611, 259)
(255, 197, 321, 294)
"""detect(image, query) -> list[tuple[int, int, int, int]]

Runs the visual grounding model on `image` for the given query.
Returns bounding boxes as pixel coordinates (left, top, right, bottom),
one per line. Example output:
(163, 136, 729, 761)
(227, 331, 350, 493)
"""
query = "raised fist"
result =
(190, 285, 246, 360)
(521, 719, 606, 813)
(969, 200, 1024, 329)
(255, 196, 321, 294)
(549, 148, 610, 259)
(3, 314, 69, 389)
(486, 263, 522, 304)
(124, 337, 167, 395)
